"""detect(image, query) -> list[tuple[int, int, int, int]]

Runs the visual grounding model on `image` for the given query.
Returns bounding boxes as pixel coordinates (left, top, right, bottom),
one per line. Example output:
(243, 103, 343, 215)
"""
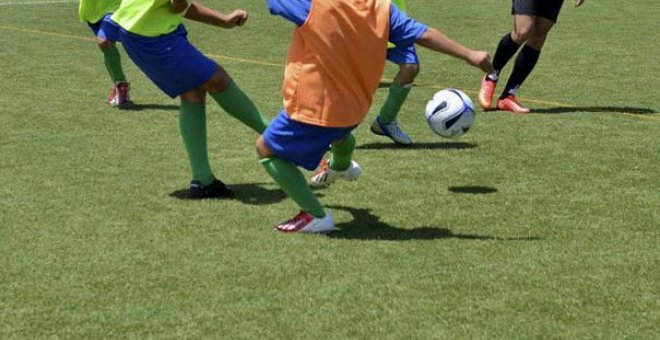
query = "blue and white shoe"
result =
(370, 117, 413, 145)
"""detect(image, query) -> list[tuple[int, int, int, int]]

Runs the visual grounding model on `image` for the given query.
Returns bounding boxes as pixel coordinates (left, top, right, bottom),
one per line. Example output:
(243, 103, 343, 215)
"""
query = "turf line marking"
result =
(1, 24, 657, 121)
(0, 25, 94, 42)
(205, 53, 282, 67)
(0, 0, 77, 6)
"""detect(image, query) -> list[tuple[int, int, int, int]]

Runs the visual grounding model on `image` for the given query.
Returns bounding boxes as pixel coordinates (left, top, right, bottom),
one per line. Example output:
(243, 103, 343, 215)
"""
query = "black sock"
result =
(490, 33, 522, 79)
(500, 44, 541, 99)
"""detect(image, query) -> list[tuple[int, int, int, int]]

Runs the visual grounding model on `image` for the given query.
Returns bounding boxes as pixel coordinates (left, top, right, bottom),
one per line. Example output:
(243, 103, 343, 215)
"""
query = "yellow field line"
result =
(1, 24, 657, 121)
(205, 53, 282, 67)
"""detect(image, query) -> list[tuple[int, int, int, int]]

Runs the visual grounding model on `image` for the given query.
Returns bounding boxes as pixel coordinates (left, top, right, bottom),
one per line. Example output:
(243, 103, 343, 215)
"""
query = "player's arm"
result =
(416, 28, 493, 73)
(184, 2, 248, 28)
(388, 4, 493, 73)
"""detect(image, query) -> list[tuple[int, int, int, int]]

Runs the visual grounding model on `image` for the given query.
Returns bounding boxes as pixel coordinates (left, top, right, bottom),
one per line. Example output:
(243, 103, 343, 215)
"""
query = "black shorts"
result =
(512, 0, 565, 22)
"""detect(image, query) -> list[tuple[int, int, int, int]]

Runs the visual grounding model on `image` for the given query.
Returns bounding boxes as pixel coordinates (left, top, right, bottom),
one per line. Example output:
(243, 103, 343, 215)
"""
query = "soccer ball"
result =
(424, 89, 475, 138)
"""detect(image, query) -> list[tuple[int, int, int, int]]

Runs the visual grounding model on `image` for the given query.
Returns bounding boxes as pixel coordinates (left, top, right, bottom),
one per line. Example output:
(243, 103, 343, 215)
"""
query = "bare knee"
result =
(97, 38, 114, 51)
(511, 28, 532, 44)
(395, 63, 420, 85)
(527, 21, 554, 50)
(256, 136, 274, 159)
(202, 67, 232, 94)
(180, 89, 206, 104)
(526, 33, 548, 50)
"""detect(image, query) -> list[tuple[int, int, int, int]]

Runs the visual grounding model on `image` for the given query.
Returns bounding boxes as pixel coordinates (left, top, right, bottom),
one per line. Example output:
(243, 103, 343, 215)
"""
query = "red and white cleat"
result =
(310, 159, 362, 187)
(274, 210, 335, 234)
(108, 82, 131, 107)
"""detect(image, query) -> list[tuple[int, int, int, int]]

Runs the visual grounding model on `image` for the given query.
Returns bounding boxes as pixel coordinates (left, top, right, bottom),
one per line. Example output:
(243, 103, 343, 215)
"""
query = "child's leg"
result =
(179, 90, 215, 185)
(256, 136, 326, 218)
(329, 133, 356, 171)
(378, 64, 417, 124)
(204, 67, 269, 134)
(97, 38, 126, 84)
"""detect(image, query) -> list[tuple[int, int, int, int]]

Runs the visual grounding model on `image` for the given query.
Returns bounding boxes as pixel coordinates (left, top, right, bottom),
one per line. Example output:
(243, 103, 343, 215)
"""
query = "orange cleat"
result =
(478, 76, 497, 110)
(497, 95, 531, 114)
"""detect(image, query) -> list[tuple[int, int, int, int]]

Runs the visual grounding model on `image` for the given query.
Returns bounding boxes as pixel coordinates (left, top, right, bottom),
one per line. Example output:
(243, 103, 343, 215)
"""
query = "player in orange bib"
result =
(255, 0, 493, 233)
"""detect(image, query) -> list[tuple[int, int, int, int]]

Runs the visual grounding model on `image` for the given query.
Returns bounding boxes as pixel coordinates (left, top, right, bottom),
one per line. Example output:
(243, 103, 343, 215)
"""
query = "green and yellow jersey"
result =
(111, 0, 186, 37)
(78, 0, 121, 23)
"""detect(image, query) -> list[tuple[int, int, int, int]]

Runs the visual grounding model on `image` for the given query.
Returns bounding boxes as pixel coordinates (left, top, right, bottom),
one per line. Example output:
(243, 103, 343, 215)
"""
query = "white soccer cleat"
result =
(310, 159, 362, 187)
(274, 210, 335, 234)
(370, 117, 413, 145)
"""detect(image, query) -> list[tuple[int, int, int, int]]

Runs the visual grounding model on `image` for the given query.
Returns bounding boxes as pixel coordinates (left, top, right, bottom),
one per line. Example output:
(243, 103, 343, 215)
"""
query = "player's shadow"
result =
(326, 205, 541, 241)
(357, 141, 477, 150)
(533, 106, 656, 115)
(448, 186, 498, 194)
(119, 103, 180, 111)
(169, 182, 289, 205)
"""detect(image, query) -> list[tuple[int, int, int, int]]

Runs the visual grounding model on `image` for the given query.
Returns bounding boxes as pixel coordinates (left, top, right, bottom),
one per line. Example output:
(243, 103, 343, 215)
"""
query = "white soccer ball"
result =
(424, 89, 476, 138)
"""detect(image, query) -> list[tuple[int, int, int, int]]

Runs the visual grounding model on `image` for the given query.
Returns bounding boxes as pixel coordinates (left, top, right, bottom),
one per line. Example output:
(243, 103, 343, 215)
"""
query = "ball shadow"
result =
(448, 186, 498, 194)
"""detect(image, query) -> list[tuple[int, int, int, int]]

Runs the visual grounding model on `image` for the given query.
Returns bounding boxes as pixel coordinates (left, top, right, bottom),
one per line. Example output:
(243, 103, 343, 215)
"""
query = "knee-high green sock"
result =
(210, 81, 269, 134)
(329, 133, 355, 171)
(261, 158, 326, 218)
(179, 102, 215, 185)
(102, 45, 126, 83)
(378, 83, 411, 124)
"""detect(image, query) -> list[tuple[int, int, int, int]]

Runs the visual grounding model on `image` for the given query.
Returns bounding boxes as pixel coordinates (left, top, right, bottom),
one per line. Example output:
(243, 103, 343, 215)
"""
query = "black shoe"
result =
(188, 179, 234, 199)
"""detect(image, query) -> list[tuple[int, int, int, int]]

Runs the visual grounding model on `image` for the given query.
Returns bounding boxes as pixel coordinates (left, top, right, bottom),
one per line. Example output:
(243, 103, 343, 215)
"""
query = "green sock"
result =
(179, 102, 215, 185)
(102, 45, 126, 83)
(260, 158, 326, 218)
(210, 81, 269, 134)
(329, 133, 355, 171)
(378, 83, 411, 124)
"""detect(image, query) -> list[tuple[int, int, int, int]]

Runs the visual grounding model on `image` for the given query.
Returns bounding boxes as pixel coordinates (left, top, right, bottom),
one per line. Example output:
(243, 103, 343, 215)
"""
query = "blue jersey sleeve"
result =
(388, 3, 428, 48)
(267, 0, 311, 26)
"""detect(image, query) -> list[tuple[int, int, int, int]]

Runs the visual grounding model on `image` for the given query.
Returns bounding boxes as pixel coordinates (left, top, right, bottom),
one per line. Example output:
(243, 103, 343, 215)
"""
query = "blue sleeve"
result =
(267, 0, 311, 27)
(388, 3, 428, 48)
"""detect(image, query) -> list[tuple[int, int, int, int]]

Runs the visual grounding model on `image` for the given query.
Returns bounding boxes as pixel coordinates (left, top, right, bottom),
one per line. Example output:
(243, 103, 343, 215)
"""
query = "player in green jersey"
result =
(101, 0, 269, 198)
(78, 0, 131, 107)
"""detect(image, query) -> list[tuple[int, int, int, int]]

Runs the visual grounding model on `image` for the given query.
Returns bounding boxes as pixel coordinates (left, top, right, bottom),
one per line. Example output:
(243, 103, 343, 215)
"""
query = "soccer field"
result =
(1, 0, 658, 338)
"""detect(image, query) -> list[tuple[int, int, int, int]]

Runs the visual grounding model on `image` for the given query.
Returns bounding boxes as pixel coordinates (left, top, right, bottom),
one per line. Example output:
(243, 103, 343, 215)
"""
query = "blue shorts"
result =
(263, 110, 355, 171)
(387, 44, 419, 65)
(100, 20, 217, 98)
(87, 13, 112, 36)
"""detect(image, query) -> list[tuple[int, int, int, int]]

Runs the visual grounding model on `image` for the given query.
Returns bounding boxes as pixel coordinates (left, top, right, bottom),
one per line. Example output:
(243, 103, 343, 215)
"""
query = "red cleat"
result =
(274, 210, 334, 234)
(478, 76, 497, 110)
(497, 95, 531, 114)
(108, 82, 131, 107)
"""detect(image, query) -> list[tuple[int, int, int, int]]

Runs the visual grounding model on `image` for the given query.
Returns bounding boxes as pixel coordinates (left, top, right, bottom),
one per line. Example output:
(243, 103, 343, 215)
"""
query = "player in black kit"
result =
(478, 0, 586, 113)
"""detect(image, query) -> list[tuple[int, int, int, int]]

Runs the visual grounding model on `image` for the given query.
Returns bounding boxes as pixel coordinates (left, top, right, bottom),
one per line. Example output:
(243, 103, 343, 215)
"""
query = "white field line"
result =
(0, 0, 77, 6)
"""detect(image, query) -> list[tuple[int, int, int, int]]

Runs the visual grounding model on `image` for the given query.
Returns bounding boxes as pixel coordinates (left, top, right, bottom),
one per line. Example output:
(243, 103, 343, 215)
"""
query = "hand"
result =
(169, 0, 188, 13)
(467, 50, 493, 74)
(575, 0, 585, 7)
(226, 9, 248, 27)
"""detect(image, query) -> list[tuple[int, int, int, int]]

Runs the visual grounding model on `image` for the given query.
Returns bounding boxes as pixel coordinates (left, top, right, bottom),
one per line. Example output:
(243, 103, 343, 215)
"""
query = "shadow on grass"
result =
(533, 106, 656, 115)
(326, 205, 541, 241)
(448, 186, 497, 194)
(169, 182, 291, 205)
(119, 103, 180, 111)
(357, 141, 477, 150)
